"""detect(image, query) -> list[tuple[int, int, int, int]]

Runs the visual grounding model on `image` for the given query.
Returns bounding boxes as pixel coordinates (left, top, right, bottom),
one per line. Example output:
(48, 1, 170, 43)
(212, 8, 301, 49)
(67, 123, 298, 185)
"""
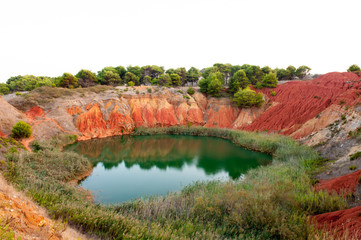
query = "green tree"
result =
(187, 87, 195, 95)
(187, 67, 201, 86)
(124, 72, 140, 86)
(213, 63, 232, 85)
(276, 68, 288, 80)
(141, 65, 164, 79)
(175, 67, 187, 85)
(158, 74, 172, 87)
(244, 65, 264, 85)
(295, 65, 311, 79)
(262, 72, 278, 88)
(143, 75, 152, 85)
(286, 65, 296, 79)
(127, 65, 142, 78)
(0, 83, 10, 95)
(97, 67, 121, 85)
(230, 65, 243, 77)
(207, 73, 223, 97)
(11, 120, 32, 138)
(115, 66, 127, 79)
(229, 70, 250, 93)
(198, 78, 209, 93)
(347, 64, 361, 72)
(170, 73, 182, 86)
(75, 69, 97, 87)
(59, 73, 78, 88)
(232, 87, 264, 108)
(261, 66, 273, 75)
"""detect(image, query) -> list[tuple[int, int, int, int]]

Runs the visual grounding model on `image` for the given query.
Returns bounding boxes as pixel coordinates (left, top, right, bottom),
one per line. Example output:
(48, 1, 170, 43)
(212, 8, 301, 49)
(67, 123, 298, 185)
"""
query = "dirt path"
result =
(0, 174, 96, 240)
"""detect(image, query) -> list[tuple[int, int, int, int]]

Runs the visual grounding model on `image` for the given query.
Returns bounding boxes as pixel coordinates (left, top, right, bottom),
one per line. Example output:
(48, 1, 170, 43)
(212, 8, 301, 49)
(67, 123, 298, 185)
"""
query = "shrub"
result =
(11, 121, 32, 138)
(147, 88, 152, 93)
(349, 165, 357, 170)
(339, 100, 345, 105)
(347, 64, 361, 73)
(262, 72, 278, 88)
(350, 151, 361, 160)
(233, 87, 264, 108)
(187, 87, 195, 95)
(15, 92, 22, 96)
(127, 81, 135, 87)
(270, 91, 276, 96)
(254, 81, 263, 89)
(341, 115, 346, 120)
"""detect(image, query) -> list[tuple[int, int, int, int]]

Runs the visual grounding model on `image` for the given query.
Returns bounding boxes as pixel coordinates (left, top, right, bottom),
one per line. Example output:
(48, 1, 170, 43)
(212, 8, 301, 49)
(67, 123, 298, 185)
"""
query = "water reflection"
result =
(67, 135, 271, 179)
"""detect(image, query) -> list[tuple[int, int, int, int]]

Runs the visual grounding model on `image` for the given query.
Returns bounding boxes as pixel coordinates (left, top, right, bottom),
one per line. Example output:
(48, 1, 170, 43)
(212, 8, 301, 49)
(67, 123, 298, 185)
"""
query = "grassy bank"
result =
(3, 127, 347, 239)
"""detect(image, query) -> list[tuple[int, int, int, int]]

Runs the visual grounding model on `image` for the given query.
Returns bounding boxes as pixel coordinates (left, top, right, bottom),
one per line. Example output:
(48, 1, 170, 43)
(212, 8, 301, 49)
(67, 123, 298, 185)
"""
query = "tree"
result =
(0, 83, 10, 95)
(198, 78, 209, 93)
(286, 65, 296, 79)
(158, 74, 172, 87)
(124, 72, 140, 86)
(213, 63, 232, 85)
(97, 67, 121, 85)
(115, 66, 127, 79)
(75, 69, 97, 87)
(141, 65, 164, 80)
(261, 66, 273, 75)
(207, 73, 223, 97)
(187, 87, 195, 95)
(347, 64, 361, 73)
(127, 65, 142, 78)
(244, 65, 264, 85)
(229, 70, 250, 93)
(262, 72, 278, 88)
(170, 73, 182, 86)
(175, 68, 187, 85)
(59, 73, 78, 88)
(276, 68, 288, 80)
(11, 120, 32, 138)
(187, 67, 201, 86)
(230, 65, 243, 77)
(232, 87, 264, 108)
(295, 65, 311, 79)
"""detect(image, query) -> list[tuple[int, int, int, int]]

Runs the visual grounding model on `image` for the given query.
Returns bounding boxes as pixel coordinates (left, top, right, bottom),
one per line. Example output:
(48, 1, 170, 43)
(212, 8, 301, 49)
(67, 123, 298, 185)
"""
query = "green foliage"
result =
(127, 81, 135, 87)
(75, 69, 97, 88)
(347, 64, 361, 72)
(262, 72, 278, 88)
(124, 72, 140, 86)
(295, 65, 311, 79)
(187, 67, 201, 86)
(158, 74, 172, 87)
(254, 81, 263, 89)
(11, 121, 32, 138)
(115, 66, 127, 78)
(244, 65, 264, 85)
(270, 91, 276, 96)
(261, 66, 273, 75)
(170, 73, 182, 86)
(6, 75, 53, 91)
(229, 70, 250, 93)
(141, 65, 164, 80)
(187, 87, 195, 95)
(198, 78, 209, 93)
(97, 67, 121, 85)
(233, 87, 264, 108)
(207, 73, 222, 97)
(59, 73, 78, 89)
(350, 151, 361, 161)
(286, 65, 296, 79)
(127, 65, 142, 78)
(349, 165, 357, 170)
(0, 83, 10, 95)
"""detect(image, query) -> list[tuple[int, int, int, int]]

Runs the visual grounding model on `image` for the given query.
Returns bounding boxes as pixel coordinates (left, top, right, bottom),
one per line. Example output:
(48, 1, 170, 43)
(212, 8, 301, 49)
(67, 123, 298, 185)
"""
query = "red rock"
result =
(315, 170, 361, 196)
(66, 106, 83, 115)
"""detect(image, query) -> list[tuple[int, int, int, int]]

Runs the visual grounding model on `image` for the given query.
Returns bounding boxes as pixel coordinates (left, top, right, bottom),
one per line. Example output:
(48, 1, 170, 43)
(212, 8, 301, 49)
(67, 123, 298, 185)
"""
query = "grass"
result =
(2, 127, 347, 239)
(0, 218, 19, 240)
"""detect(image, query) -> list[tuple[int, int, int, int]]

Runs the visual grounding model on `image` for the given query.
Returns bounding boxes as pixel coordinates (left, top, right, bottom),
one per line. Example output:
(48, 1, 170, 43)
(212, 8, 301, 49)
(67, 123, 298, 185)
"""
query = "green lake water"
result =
(66, 135, 272, 204)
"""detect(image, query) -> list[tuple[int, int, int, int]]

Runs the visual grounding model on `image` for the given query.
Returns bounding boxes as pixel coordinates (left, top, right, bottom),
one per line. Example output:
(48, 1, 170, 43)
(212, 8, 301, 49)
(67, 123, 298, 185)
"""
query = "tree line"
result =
(0, 64, 313, 96)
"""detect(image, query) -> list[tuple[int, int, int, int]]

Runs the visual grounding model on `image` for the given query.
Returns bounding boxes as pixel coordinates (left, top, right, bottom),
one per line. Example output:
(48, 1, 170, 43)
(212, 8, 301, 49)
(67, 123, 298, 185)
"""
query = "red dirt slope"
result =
(244, 72, 361, 135)
(313, 206, 361, 239)
(315, 170, 361, 196)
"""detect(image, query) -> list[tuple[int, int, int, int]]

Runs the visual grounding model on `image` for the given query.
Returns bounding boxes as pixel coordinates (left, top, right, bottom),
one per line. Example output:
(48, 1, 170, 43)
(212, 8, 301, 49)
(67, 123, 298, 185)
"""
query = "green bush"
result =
(347, 64, 361, 73)
(11, 121, 32, 138)
(127, 81, 135, 87)
(187, 87, 195, 95)
(270, 91, 276, 96)
(233, 87, 264, 108)
(349, 165, 357, 170)
(262, 72, 278, 88)
(254, 81, 263, 89)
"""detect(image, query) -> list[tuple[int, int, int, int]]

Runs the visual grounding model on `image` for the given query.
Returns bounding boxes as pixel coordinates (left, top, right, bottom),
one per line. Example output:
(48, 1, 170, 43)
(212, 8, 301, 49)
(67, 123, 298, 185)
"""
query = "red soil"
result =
(25, 106, 44, 121)
(0, 130, 5, 137)
(66, 106, 83, 115)
(244, 72, 361, 135)
(312, 206, 361, 239)
(315, 170, 361, 196)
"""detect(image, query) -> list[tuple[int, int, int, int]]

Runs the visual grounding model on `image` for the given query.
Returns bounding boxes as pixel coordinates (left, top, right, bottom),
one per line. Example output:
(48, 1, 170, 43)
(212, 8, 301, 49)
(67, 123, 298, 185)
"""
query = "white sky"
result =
(0, 0, 360, 82)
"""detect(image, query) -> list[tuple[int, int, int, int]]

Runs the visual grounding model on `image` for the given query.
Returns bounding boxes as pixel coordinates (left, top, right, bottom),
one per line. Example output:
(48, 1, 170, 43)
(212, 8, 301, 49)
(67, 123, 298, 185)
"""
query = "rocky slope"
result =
(1, 71, 361, 238)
